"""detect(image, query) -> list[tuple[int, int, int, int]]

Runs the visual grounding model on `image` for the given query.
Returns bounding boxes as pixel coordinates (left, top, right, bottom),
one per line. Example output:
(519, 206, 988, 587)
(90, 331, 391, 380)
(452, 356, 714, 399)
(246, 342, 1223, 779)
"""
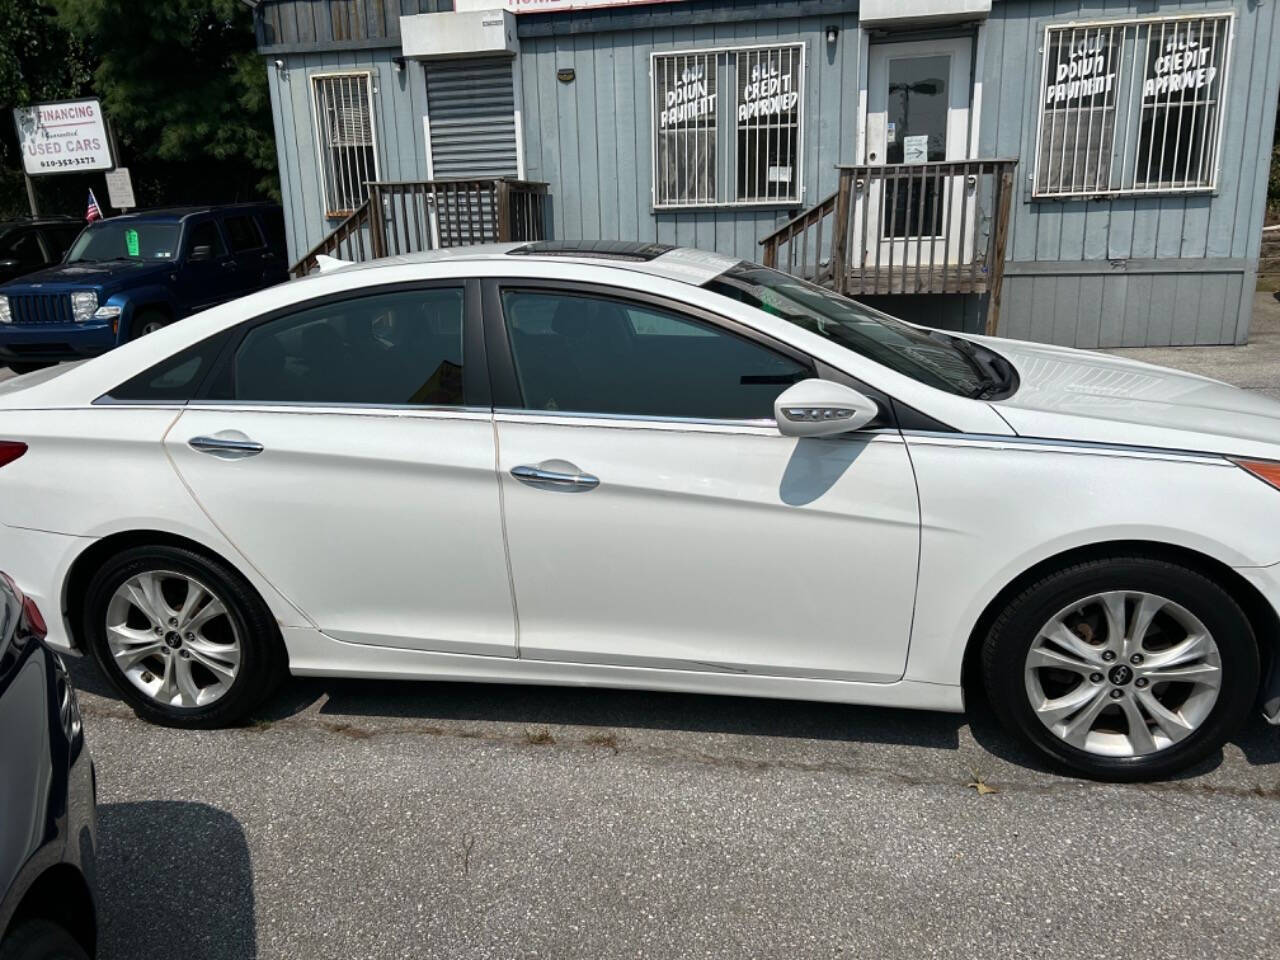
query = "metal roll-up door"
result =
(425, 57, 519, 179)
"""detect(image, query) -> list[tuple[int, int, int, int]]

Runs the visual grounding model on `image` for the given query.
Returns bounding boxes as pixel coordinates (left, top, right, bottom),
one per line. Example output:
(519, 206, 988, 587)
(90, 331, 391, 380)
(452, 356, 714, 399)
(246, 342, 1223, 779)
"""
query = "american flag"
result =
(86, 189, 102, 222)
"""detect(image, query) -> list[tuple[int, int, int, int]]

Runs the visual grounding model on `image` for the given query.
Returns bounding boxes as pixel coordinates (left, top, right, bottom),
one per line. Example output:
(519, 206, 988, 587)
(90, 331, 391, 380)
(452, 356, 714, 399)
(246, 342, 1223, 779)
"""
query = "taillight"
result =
(0, 441, 26, 469)
(0, 571, 45, 640)
(1232, 458, 1280, 492)
(22, 595, 47, 639)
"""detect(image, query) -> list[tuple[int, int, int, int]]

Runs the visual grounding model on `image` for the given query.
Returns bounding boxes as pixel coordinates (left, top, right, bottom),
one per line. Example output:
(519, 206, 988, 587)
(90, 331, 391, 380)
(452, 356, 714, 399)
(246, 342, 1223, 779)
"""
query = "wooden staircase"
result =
(759, 160, 1017, 334)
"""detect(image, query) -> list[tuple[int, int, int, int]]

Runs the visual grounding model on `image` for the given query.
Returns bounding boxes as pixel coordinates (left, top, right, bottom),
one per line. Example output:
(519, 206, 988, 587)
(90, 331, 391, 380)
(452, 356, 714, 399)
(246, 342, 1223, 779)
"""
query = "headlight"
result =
(70, 290, 98, 323)
(0, 296, 10, 324)
(93, 305, 123, 321)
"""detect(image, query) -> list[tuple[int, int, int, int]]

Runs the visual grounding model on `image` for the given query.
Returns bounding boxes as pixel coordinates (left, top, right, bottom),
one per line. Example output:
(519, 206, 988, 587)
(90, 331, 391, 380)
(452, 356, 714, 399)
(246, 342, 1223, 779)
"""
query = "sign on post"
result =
(105, 167, 136, 210)
(12, 99, 114, 175)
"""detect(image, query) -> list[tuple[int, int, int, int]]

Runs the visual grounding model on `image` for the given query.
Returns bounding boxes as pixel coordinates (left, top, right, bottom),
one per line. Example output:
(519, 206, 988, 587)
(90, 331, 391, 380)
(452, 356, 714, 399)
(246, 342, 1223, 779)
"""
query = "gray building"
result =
(251, 0, 1280, 346)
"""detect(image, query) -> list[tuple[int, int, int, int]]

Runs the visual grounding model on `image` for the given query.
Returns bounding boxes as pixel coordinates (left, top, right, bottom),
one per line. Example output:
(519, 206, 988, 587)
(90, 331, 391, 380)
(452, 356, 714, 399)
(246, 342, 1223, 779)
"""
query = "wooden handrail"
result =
(757, 160, 1019, 329)
(289, 177, 550, 277)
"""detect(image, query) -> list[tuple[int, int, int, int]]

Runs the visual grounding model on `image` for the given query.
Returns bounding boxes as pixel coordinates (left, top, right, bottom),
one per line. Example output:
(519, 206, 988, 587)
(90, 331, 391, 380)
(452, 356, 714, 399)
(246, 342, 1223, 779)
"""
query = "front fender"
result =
(902, 437, 1280, 687)
(112, 286, 180, 343)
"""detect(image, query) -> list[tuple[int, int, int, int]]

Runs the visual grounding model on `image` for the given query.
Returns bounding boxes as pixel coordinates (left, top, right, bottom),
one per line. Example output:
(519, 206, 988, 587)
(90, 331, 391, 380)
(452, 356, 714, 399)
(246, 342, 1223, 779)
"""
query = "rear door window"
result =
(224, 215, 264, 252)
(224, 288, 467, 406)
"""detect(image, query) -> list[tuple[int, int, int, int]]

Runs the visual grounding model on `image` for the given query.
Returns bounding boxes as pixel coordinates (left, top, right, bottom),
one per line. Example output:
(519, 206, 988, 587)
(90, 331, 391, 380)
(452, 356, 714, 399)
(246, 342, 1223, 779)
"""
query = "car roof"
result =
(0, 216, 82, 229)
(97, 203, 281, 224)
(343, 241, 744, 287)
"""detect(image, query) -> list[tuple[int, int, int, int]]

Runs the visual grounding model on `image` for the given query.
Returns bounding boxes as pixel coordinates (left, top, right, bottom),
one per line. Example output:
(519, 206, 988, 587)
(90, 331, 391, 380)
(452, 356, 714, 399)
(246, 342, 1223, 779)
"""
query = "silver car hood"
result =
(965, 335, 1280, 460)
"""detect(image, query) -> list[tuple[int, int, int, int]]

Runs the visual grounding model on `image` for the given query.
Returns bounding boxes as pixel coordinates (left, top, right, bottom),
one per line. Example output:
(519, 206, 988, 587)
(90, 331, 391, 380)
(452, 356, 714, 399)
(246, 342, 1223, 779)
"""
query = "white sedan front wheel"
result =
(983, 557, 1259, 781)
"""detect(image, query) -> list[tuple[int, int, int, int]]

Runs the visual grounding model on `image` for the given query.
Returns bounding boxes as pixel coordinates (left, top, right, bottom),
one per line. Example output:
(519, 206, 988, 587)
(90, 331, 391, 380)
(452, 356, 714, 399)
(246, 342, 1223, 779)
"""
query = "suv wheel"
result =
(982, 556, 1259, 781)
(132, 308, 170, 338)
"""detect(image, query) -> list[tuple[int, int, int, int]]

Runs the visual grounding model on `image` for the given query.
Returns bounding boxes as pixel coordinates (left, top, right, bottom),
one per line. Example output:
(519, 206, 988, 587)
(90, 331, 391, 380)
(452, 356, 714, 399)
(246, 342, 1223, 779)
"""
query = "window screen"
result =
(1033, 13, 1232, 197)
(501, 289, 808, 420)
(312, 73, 379, 218)
(652, 43, 805, 209)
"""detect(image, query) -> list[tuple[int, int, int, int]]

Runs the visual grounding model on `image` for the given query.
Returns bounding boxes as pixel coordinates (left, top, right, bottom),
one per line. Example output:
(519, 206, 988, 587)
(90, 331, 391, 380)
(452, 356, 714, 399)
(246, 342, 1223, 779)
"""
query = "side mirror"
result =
(189, 244, 213, 262)
(774, 378, 879, 438)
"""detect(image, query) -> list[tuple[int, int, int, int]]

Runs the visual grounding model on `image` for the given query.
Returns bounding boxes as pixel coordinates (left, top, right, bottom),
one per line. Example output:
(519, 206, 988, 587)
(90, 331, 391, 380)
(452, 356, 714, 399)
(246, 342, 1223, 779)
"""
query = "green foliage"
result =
(49, 0, 279, 204)
(0, 0, 278, 217)
(0, 0, 94, 215)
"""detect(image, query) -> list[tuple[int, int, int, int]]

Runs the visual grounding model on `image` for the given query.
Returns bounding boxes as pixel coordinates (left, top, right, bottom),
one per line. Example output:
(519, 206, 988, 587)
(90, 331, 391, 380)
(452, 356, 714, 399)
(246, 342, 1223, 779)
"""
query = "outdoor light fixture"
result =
(392, 56, 406, 73)
(273, 58, 286, 72)
(825, 26, 839, 44)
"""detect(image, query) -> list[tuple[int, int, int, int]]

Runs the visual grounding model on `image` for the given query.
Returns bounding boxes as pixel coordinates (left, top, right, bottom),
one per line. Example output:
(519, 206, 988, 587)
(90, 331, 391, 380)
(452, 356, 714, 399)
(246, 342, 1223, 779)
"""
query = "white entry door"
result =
(861, 39, 974, 270)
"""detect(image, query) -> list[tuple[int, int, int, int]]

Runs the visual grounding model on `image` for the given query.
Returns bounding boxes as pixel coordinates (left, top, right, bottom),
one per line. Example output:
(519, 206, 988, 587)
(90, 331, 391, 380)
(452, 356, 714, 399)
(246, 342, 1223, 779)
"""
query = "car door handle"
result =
(189, 435, 264, 459)
(511, 463, 600, 492)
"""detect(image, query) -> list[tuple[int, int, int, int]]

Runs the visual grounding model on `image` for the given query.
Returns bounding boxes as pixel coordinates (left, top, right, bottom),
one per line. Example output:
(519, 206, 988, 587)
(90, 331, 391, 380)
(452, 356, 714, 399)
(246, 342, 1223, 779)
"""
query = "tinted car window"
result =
(224, 215, 263, 252)
(46, 225, 83, 260)
(228, 288, 465, 405)
(260, 209, 286, 253)
(0, 231, 45, 266)
(107, 332, 230, 402)
(185, 221, 227, 258)
(501, 289, 809, 420)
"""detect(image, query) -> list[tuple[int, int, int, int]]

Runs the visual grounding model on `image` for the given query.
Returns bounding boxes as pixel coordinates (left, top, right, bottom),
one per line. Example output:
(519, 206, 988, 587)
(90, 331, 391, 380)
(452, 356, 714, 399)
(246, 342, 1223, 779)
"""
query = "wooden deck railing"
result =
(291, 177, 550, 278)
(761, 160, 1017, 334)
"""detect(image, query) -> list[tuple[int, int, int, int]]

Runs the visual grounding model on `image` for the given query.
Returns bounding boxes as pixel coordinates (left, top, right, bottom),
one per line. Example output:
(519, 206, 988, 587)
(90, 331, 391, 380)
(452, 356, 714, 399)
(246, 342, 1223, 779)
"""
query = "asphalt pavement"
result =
(8, 293, 1280, 960)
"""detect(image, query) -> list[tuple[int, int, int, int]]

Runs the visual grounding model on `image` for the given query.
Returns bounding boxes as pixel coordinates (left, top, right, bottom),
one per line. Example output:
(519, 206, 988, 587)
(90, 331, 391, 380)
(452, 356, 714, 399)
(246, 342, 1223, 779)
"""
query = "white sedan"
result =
(1, 242, 1278, 781)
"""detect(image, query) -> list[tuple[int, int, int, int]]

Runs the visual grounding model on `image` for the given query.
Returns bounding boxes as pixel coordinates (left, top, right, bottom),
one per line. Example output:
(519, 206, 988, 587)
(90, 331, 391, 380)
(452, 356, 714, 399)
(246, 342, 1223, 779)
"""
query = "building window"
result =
(652, 43, 805, 209)
(1033, 13, 1233, 198)
(311, 73, 379, 218)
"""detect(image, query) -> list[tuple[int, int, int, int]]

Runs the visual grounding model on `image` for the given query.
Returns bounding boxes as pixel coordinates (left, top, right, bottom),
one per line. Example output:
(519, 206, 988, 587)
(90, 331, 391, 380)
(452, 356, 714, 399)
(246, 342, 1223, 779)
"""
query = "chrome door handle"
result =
(189, 435, 264, 459)
(511, 463, 600, 492)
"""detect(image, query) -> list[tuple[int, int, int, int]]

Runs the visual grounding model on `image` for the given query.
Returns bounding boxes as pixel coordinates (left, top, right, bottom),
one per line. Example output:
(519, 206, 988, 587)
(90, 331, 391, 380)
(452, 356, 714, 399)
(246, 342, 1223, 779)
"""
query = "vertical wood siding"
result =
(257, 0, 452, 50)
(517, 9, 863, 265)
(985, 0, 1280, 345)
(270, 52, 435, 263)
(263, 0, 1279, 345)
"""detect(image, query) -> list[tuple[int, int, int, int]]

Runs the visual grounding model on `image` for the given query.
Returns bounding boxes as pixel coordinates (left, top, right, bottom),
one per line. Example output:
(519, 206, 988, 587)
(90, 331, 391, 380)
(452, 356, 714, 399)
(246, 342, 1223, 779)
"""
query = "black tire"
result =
(0, 919, 89, 960)
(5, 362, 51, 376)
(130, 308, 170, 339)
(83, 544, 286, 728)
(982, 556, 1259, 782)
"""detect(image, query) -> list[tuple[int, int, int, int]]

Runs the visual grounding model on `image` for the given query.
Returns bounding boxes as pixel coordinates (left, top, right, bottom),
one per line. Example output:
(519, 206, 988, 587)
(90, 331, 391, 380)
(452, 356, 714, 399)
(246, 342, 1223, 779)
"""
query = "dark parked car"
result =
(0, 572, 97, 960)
(0, 219, 84, 286)
(0, 203, 288, 374)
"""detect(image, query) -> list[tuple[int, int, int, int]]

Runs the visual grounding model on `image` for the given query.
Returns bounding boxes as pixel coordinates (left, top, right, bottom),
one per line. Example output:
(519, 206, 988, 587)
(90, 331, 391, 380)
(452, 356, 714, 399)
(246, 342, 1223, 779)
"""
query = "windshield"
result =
(705, 263, 991, 397)
(67, 221, 180, 263)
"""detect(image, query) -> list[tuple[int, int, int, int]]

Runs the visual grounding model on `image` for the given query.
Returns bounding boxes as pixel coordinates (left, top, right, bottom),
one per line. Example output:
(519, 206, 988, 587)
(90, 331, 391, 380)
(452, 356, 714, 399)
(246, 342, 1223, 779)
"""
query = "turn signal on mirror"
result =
(1232, 458, 1280, 491)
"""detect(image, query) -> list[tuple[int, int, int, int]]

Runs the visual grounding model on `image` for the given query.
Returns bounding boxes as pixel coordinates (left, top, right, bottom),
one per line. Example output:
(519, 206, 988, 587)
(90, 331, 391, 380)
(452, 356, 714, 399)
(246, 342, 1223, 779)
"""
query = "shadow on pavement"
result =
(262, 674, 967, 751)
(96, 802, 256, 960)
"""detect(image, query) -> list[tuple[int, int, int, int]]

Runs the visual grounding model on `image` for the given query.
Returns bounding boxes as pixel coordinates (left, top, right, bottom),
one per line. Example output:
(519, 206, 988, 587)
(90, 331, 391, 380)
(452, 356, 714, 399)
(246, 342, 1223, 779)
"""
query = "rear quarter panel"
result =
(0, 408, 313, 639)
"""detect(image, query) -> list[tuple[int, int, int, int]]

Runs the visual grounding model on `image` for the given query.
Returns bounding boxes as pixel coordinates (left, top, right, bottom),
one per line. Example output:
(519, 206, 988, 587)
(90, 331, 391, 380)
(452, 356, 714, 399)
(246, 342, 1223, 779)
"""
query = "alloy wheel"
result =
(1024, 590, 1222, 758)
(104, 570, 242, 708)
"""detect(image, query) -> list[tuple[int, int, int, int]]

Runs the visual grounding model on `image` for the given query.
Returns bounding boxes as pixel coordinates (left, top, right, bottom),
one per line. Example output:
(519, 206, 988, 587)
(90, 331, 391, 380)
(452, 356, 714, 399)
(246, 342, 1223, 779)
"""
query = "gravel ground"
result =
(8, 292, 1280, 960)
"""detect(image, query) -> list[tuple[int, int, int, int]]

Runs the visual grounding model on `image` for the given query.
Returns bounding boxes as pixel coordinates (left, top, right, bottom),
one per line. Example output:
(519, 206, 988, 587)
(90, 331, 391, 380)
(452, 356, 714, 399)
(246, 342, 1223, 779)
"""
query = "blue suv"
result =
(0, 203, 288, 374)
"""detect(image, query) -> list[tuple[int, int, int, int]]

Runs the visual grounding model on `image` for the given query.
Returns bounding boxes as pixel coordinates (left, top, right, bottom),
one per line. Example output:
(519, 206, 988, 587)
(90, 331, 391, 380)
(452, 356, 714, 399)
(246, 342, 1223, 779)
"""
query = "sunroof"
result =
(507, 241, 675, 262)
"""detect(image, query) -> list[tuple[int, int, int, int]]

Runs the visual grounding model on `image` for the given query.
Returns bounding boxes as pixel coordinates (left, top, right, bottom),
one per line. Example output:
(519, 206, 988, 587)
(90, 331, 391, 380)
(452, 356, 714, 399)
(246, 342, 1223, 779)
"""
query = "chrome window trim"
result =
(903, 430, 1231, 464)
(495, 406, 902, 439)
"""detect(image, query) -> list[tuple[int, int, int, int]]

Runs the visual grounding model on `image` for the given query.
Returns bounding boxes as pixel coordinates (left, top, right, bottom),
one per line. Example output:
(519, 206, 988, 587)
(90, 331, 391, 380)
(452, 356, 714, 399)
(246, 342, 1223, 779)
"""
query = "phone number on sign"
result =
(33, 156, 108, 170)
